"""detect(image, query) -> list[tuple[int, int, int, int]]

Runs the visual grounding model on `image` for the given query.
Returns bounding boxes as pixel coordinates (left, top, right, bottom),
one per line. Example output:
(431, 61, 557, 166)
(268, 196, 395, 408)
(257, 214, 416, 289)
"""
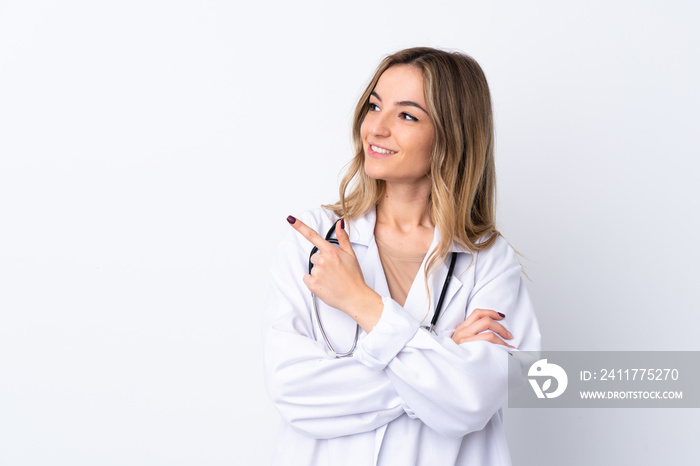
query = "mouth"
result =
(367, 143, 397, 158)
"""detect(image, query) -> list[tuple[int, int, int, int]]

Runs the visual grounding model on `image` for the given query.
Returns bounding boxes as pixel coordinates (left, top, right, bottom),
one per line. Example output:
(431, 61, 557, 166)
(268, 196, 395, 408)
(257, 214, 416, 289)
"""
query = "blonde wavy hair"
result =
(325, 47, 499, 276)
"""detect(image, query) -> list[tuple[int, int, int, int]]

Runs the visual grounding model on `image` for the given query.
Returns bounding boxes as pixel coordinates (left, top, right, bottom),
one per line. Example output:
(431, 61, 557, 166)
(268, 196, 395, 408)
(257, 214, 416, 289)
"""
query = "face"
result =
(360, 65, 435, 188)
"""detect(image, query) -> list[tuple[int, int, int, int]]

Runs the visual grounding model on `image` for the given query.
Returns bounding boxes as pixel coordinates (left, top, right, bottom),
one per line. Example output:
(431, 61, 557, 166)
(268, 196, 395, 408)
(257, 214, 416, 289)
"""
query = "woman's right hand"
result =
(451, 309, 514, 348)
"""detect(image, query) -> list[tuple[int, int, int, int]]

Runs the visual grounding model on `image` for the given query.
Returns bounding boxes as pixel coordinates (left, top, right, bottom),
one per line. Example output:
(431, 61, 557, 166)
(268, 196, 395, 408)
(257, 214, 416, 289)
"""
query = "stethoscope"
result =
(309, 219, 458, 358)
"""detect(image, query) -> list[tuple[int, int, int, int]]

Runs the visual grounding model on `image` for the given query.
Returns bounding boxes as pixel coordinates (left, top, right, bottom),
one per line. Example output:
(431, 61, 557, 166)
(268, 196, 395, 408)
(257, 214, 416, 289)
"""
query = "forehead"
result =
(374, 65, 426, 103)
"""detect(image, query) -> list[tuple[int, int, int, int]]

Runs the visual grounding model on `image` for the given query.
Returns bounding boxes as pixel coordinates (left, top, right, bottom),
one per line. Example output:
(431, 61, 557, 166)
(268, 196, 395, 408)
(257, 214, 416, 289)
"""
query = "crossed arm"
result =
(263, 213, 540, 439)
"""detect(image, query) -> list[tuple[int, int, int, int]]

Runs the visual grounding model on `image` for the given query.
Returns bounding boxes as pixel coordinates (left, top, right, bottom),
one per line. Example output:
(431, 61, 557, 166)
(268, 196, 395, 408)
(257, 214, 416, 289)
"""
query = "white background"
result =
(1, 0, 698, 465)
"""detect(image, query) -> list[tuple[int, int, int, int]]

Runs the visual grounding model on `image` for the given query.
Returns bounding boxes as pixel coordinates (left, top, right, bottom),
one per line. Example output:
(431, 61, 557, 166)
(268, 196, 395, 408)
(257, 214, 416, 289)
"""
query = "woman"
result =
(264, 47, 541, 466)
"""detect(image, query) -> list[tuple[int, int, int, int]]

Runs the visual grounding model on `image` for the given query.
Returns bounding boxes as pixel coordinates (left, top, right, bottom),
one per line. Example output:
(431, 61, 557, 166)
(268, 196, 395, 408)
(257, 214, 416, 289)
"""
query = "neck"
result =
(376, 180, 433, 232)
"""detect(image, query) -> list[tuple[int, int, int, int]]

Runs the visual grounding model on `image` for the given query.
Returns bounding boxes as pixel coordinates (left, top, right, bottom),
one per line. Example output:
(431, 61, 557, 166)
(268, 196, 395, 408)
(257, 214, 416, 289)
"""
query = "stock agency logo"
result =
(528, 359, 568, 399)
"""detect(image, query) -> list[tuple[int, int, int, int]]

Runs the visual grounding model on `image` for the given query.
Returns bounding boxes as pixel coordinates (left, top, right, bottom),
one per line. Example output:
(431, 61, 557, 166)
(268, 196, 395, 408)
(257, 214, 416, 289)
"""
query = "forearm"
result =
(264, 324, 405, 438)
(352, 278, 541, 438)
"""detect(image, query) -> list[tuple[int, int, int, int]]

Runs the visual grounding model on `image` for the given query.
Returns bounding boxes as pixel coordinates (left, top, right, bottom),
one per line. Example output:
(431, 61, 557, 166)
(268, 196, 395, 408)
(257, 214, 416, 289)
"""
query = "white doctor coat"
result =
(263, 207, 541, 466)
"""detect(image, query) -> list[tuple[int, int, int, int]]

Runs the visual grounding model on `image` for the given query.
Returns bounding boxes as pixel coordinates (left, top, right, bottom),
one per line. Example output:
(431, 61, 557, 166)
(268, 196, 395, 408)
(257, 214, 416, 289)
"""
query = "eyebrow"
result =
(370, 91, 429, 116)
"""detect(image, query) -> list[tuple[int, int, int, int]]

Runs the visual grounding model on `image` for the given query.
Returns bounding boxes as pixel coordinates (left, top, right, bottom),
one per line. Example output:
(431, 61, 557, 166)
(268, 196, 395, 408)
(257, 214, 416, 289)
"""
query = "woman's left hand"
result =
(287, 216, 383, 331)
(451, 309, 515, 348)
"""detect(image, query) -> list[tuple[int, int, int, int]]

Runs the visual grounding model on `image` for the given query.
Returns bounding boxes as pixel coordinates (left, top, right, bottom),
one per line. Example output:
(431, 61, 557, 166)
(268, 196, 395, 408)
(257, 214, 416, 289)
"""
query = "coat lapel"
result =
(358, 238, 391, 300)
(402, 229, 464, 326)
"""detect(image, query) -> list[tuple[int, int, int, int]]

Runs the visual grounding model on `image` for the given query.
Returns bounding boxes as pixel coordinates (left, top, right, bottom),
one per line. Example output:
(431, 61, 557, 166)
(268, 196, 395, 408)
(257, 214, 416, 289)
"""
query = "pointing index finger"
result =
(287, 215, 333, 252)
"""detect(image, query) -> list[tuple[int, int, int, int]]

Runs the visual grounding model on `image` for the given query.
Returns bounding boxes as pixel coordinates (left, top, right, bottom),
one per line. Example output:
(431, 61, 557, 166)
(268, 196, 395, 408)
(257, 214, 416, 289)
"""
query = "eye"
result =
(367, 102, 380, 111)
(400, 112, 418, 122)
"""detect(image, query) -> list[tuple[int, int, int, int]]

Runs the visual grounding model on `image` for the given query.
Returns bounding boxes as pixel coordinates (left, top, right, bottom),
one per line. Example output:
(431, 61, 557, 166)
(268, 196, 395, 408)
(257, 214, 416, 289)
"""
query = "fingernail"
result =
(340, 218, 345, 230)
(497, 312, 506, 318)
(507, 331, 513, 339)
(286, 215, 296, 224)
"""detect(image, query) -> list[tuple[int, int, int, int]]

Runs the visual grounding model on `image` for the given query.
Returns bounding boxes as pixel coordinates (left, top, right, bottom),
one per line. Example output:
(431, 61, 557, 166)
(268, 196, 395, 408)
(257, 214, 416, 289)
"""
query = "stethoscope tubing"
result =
(309, 220, 358, 357)
(308, 218, 457, 358)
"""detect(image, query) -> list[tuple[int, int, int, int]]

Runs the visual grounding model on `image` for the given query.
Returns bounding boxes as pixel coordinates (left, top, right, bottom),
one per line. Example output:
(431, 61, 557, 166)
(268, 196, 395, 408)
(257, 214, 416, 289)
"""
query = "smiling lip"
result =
(367, 143, 397, 159)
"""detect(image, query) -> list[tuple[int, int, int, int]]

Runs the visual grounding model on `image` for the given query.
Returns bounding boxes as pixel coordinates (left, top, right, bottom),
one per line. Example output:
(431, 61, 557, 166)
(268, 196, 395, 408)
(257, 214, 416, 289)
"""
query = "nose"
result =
(368, 112, 391, 138)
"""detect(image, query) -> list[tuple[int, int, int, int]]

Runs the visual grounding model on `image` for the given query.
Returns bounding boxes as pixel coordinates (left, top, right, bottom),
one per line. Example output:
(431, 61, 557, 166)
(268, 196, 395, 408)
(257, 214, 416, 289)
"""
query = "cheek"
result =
(416, 132, 434, 163)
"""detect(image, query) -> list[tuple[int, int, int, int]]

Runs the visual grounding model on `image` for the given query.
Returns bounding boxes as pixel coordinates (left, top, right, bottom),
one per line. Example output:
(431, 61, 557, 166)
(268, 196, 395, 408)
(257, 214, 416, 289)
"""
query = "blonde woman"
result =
(264, 47, 541, 466)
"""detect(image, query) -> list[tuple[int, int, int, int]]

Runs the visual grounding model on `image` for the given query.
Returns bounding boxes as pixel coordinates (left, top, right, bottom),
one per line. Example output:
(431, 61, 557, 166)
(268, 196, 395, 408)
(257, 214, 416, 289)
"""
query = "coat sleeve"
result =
(353, 235, 541, 439)
(263, 219, 405, 439)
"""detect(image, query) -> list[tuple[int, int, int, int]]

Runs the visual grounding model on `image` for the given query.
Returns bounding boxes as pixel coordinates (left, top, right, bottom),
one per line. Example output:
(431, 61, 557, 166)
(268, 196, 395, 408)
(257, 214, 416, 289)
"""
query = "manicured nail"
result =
(286, 215, 296, 224)
(497, 312, 506, 317)
(507, 331, 513, 339)
(340, 218, 345, 230)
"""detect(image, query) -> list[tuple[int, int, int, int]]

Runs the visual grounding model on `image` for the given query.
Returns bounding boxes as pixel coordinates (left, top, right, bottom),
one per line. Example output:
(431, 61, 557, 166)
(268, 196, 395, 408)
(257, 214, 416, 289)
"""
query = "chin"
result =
(363, 162, 388, 182)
